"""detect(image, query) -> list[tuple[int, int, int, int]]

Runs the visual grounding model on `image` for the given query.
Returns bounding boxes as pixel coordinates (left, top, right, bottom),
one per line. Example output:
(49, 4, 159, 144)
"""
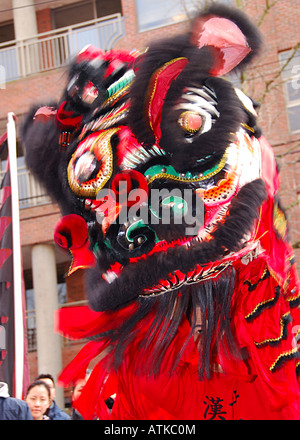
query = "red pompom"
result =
(54, 214, 89, 250)
(54, 214, 96, 274)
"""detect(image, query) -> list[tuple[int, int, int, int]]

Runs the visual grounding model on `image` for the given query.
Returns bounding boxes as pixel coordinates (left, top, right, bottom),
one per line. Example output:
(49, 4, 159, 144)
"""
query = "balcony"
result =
(0, 164, 51, 209)
(17, 164, 51, 209)
(0, 13, 124, 82)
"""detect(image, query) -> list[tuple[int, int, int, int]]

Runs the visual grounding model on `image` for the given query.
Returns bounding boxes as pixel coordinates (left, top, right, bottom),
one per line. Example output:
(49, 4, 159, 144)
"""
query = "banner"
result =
(0, 114, 29, 398)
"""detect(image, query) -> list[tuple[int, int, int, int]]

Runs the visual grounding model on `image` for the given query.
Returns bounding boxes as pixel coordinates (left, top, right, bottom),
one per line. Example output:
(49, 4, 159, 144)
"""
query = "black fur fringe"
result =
(20, 104, 87, 217)
(92, 265, 239, 380)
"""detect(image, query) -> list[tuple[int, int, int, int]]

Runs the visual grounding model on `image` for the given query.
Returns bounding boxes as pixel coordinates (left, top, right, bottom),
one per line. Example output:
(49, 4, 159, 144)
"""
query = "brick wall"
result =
(0, 69, 66, 124)
(36, 8, 53, 34)
(233, 1, 300, 275)
(244, 1, 300, 140)
(20, 203, 61, 246)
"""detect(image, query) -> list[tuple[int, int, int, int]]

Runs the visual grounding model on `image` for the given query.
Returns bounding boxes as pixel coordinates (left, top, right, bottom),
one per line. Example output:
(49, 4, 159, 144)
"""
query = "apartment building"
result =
(0, 0, 299, 409)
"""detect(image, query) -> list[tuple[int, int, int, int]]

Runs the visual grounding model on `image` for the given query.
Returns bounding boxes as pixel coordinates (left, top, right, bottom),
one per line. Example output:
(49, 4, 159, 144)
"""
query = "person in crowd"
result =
(35, 373, 70, 420)
(0, 381, 33, 420)
(25, 380, 51, 420)
(71, 377, 86, 420)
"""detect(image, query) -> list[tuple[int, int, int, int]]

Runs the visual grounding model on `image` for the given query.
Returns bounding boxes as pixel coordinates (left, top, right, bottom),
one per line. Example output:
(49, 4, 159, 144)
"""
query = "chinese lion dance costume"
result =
(22, 4, 300, 420)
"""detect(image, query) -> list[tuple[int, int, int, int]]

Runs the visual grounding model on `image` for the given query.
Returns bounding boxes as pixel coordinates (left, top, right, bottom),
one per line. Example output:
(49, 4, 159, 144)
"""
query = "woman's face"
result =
(25, 385, 51, 420)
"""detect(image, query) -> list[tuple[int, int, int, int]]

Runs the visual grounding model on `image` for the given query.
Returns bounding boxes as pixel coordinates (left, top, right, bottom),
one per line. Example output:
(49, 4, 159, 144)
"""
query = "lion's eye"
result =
(178, 111, 203, 134)
(74, 151, 97, 182)
(176, 85, 219, 138)
(68, 128, 117, 198)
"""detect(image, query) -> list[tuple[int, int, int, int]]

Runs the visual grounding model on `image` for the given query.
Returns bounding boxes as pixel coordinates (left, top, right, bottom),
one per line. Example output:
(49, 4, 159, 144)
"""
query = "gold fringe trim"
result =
(244, 265, 269, 290)
(270, 347, 299, 372)
(245, 287, 279, 321)
(254, 312, 290, 347)
(287, 288, 300, 303)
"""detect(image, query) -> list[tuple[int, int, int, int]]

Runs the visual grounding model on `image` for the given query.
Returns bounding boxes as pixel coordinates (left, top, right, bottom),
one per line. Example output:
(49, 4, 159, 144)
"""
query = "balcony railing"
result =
(0, 165, 51, 209)
(17, 165, 51, 208)
(0, 13, 124, 82)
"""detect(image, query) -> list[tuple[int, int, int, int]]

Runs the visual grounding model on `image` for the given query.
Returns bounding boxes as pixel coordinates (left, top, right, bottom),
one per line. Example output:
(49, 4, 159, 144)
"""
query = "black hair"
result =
(35, 373, 55, 386)
(26, 380, 51, 400)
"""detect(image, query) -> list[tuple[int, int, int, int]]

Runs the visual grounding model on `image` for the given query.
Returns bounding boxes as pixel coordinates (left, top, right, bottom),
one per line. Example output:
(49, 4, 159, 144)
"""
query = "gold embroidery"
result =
(244, 265, 269, 290)
(244, 286, 279, 321)
(67, 128, 117, 198)
(147, 149, 228, 185)
(241, 122, 255, 133)
(287, 288, 300, 303)
(295, 327, 300, 339)
(266, 264, 284, 290)
(270, 347, 299, 372)
(102, 83, 131, 107)
(254, 312, 291, 347)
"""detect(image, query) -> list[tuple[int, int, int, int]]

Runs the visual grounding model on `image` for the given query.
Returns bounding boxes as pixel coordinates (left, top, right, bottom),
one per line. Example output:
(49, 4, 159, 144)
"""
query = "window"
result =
(279, 49, 300, 133)
(51, 0, 123, 56)
(95, 0, 122, 18)
(52, 0, 122, 29)
(135, 0, 232, 32)
(136, 0, 197, 32)
(52, 1, 95, 29)
(0, 22, 15, 44)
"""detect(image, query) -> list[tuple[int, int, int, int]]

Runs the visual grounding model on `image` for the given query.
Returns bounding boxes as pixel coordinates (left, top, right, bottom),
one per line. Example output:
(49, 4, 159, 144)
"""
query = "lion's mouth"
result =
(61, 128, 264, 306)
(92, 129, 261, 295)
(102, 235, 197, 284)
(83, 173, 266, 311)
(101, 223, 257, 297)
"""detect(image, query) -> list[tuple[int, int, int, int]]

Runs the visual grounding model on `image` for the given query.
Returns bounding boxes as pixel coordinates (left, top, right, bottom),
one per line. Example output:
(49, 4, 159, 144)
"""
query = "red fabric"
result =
(58, 340, 107, 386)
(54, 214, 89, 250)
(0, 217, 11, 242)
(229, 259, 300, 411)
(55, 305, 105, 340)
(57, 305, 300, 419)
(147, 58, 188, 141)
(55, 302, 139, 344)
(76, 45, 104, 63)
(73, 359, 112, 420)
(102, 50, 138, 79)
(115, 126, 144, 168)
(0, 248, 12, 268)
(56, 101, 83, 131)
